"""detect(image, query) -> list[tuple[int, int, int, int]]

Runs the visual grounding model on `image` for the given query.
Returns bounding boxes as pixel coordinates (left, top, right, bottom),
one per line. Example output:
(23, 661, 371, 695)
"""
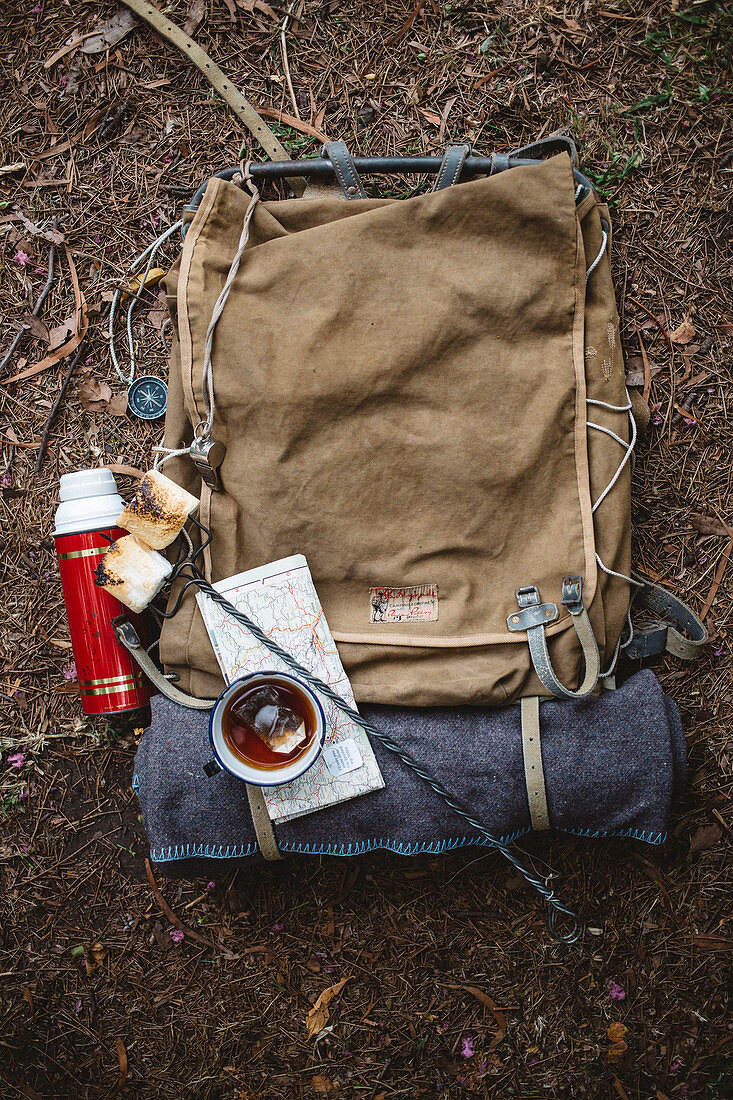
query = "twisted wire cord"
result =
(181, 564, 582, 944)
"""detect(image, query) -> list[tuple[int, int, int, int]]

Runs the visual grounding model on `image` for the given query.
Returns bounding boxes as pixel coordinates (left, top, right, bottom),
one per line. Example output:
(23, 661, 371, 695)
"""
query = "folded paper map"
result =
(196, 555, 384, 822)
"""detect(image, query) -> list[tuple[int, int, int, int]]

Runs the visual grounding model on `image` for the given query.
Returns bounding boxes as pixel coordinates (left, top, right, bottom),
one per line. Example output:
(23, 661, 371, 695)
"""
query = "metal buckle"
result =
(516, 585, 541, 609)
(508, 586, 559, 632)
(112, 615, 141, 649)
(561, 576, 583, 614)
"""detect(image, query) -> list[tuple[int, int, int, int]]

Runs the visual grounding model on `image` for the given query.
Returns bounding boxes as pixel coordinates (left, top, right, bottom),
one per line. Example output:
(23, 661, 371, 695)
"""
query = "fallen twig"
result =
(699, 539, 732, 622)
(0, 238, 57, 375)
(145, 858, 216, 949)
(34, 341, 87, 473)
(4, 247, 88, 385)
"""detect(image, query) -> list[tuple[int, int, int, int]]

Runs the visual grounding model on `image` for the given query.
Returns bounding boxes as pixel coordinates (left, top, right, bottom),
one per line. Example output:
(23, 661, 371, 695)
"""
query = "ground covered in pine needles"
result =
(1, 1, 731, 1097)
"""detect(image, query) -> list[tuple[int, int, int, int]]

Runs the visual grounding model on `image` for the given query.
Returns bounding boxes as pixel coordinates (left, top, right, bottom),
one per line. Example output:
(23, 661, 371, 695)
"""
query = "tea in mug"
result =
(222, 678, 317, 771)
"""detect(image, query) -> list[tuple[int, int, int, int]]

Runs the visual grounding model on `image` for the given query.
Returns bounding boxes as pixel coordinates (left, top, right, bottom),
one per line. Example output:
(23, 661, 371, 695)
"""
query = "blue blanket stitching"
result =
(148, 822, 665, 864)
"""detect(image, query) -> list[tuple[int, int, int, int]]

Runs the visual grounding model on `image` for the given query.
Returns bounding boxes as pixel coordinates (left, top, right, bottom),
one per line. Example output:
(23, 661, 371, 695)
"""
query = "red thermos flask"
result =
(54, 469, 153, 715)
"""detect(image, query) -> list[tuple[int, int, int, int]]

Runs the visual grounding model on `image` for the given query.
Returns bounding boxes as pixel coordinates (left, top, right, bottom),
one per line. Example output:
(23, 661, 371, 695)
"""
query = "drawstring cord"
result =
(153, 181, 260, 471)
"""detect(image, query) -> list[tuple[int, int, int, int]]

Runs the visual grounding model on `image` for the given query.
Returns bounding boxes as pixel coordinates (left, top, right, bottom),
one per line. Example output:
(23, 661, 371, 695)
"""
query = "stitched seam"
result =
(148, 830, 531, 863)
(570, 166, 599, 610)
(330, 146, 351, 197)
(330, 143, 363, 198)
(435, 155, 450, 191)
(331, 617, 579, 647)
(448, 147, 467, 186)
(146, 823, 666, 865)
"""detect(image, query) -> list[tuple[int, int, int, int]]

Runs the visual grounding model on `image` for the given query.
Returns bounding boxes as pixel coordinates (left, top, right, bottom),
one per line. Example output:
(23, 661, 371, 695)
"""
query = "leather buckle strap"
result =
(623, 573, 708, 661)
(432, 143, 471, 191)
(492, 135, 578, 176)
(113, 616, 215, 710)
(322, 141, 367, 199)
(118, 0, 305, 196)
(509, 136, 578, 166)
(507, 578, 600, 700)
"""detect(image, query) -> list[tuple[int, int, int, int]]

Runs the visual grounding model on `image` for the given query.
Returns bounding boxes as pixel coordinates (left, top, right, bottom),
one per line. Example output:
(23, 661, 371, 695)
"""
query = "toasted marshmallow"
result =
(94, 534, 173, 613)
(117, 470, 198, 550)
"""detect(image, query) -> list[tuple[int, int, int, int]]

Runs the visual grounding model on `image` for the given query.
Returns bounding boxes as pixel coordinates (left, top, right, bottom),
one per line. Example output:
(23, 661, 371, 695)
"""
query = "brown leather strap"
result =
(119, 0, 305, 195)
(246, 783, 283, 860)
(520, 697, 550, 831)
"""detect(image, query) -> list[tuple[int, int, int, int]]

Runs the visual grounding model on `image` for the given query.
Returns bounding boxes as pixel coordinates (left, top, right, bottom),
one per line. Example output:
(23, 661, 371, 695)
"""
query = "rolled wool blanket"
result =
(133, 669, 685, 876)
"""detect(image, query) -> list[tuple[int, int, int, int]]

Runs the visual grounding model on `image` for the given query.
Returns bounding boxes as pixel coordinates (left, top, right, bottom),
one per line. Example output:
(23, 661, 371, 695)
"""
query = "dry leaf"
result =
(122, 267, 167, 301)
(625, 356, 661, 388)
(48, 316, 76, 350)
(715, 321, 733, 335)
(689, 823, 722, 854)
(306, 977, 349, 1038)
(669, 317, 696, 344)
(81, 10, 138, 54)
(607, 1039, 628, 1063)
(114, 1037, 128, 1095)
(607, 1022, 628, 1043)
(84, 941, 107, 974)
(23, 313, 50, 343)
(311, 1075, 339, 1095)
(690, 514, 728, 537)
(105, 463, 147, 479)
(220, 0, 238, 23)
(445, 983, 507, 1050)
(14, 211, 65, 245)
(612, 1075, 631, 1100)
(78, 378, 112, 412)
(689, 934, 732, 952)
(147, 290, 169, 334)
(184, 0, 208, 35)
(418, 107, 442, 127)
(107, 391, 129, 418)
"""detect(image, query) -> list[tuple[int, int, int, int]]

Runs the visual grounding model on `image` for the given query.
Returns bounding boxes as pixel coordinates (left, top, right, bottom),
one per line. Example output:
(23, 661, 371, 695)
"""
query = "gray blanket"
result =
(133, 669, 685, 876)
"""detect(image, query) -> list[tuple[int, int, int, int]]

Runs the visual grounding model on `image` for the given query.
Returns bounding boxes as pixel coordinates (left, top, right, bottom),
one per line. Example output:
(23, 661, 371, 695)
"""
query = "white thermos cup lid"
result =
(59, 468, 119, 501)
(54, 468, 125, 536)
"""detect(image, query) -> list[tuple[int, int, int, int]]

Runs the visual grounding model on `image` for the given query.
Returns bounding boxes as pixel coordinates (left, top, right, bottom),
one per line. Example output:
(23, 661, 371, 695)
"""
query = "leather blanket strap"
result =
(246, 785, 284, 861)
(113, 617, 283, 860)
(624, 574, 708, 661)
(520, 697, 550, 831)
(118, 0, 305, 196)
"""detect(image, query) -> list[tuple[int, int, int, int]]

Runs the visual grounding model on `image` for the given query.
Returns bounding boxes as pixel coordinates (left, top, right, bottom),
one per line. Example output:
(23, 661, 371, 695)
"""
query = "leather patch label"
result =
(369, 584, 439, 624)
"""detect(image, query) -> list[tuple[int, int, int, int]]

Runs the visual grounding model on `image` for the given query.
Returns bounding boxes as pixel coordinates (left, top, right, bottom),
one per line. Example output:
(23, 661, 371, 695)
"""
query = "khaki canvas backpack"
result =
(157, 140, 703, 707)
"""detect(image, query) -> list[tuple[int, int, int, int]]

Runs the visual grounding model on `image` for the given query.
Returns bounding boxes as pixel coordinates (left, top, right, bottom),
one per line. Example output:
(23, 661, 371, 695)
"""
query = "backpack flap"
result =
(160, 154, 632, 706)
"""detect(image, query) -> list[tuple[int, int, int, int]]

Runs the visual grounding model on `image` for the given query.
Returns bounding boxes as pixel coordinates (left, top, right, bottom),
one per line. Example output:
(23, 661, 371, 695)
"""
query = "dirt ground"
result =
(1, 1, 731, 1097)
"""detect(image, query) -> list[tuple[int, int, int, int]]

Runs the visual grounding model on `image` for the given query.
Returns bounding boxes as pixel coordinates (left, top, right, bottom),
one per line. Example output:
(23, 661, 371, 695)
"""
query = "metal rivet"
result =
(346, 185, 357, 195)
(546, 608, 553, 617)
(512, 615, 520, 623)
